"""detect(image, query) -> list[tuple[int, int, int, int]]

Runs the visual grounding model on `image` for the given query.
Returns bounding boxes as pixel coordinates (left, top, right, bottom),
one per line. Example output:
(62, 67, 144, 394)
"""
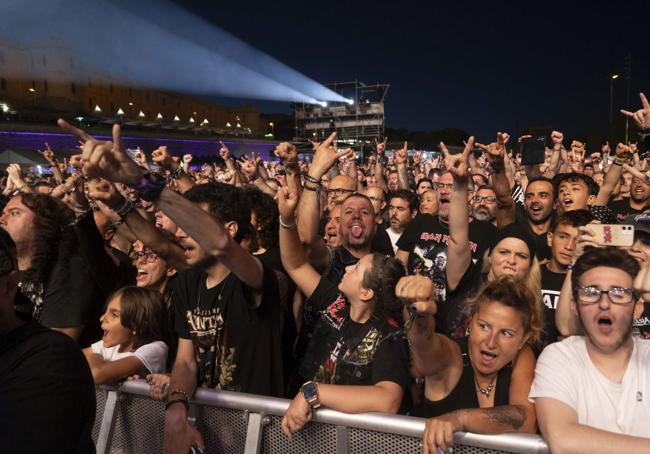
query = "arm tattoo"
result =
(481, 405, 526, 431)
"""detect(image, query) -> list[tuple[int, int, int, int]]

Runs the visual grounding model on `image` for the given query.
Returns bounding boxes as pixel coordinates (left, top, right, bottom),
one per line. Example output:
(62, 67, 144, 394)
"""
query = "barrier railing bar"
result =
(336, 425, 349, 454)
(95, 390, 118, 454)
(109, 381, 549, 454)
(244, 412, 264, 454)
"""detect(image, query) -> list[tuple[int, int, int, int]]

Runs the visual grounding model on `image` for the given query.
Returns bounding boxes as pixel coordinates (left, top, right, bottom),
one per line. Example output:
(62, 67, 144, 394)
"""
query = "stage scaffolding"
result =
(293, 81, 389, 146)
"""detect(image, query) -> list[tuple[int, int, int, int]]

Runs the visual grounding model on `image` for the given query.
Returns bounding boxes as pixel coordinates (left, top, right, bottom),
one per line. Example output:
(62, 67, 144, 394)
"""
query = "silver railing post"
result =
(336, 425, 349, 454)
(243, 412, 264, 454)
(95, 390, 119, 454)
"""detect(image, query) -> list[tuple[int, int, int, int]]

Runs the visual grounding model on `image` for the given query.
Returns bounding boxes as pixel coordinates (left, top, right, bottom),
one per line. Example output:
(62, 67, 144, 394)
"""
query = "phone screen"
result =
(521, 136, 546, 165)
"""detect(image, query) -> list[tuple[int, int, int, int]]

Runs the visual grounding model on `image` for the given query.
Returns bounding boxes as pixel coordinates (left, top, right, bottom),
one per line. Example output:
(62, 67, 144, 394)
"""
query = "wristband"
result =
(614, 155, 629, 166)
(567, 261, 576, 271)
(303, 174, 321, 185)
(170, 166, 185, 180)
(126, 172, 165, 202)
(170, 388, 191, 401)
(303, 183, 320, 192)
(115, 199, 136, 220)
(165, 399, 189, 412)
(279, 216, 296, 229)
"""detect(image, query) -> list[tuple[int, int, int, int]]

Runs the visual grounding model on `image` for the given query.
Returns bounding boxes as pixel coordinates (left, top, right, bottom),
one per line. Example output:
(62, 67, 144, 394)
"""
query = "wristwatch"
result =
(301, 381, 321, 409)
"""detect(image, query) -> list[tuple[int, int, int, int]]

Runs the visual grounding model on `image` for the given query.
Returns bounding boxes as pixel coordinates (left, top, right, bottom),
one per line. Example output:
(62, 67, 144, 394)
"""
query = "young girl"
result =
(83, 286, 168, 385)
(276, 187, 411, 439)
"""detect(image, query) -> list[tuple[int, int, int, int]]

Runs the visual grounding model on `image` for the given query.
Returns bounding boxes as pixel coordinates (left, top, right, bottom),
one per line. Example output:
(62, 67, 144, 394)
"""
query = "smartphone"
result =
(521, 136, 546, 165)
(592, 224, 634, 247)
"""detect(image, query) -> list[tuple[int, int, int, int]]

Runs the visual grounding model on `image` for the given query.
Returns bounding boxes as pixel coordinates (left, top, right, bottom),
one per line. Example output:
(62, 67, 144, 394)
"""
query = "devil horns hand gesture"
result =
(440, 136, 475, 181)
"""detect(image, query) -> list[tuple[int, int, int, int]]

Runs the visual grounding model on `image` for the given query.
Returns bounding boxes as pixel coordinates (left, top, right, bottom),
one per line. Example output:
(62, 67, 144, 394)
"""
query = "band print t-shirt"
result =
(396, 214, 496, 306)
(173, 264, 283, 397)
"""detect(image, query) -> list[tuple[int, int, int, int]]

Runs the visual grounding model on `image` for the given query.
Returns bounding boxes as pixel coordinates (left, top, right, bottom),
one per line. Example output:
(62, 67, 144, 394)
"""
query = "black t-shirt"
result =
(0, 319, 96, 453)
(173, 264, 283, 396)
(540, 265, 566, 348)
(440, 261, 485, 340)
(608, 198, 644, 222)
(17, 254, 103, 348)
(396, 214, 496, 274)
(300, 277, 410, 392)
(371, 224, 395, 257)
(514, 211, 552, 261)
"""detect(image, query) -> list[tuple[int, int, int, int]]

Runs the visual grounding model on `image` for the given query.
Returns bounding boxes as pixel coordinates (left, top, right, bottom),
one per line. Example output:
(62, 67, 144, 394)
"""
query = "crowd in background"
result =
(1, 93, 650, 453)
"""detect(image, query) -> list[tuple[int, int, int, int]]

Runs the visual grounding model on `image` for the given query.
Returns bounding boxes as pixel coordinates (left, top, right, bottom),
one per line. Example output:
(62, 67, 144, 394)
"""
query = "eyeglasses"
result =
(133, 250, 159, 263)
(574, 286, 636, 305)
(326, 188, 355, 196)
(434, 183, 453, 190)
(473, 195, 497, 203)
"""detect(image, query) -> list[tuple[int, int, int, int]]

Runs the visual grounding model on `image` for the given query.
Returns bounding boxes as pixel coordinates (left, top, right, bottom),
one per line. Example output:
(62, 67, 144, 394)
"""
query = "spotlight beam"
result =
(0, 0, 337, 104)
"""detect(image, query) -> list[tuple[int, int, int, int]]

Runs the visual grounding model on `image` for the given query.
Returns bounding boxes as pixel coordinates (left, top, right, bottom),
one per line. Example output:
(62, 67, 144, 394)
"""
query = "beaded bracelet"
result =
(115, 199, 137, 220)
(303, 174, 321, 185)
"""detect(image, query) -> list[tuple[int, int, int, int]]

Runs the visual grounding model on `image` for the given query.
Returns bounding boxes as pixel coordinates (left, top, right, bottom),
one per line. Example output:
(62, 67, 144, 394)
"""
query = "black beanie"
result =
(488, 223, 537, 261)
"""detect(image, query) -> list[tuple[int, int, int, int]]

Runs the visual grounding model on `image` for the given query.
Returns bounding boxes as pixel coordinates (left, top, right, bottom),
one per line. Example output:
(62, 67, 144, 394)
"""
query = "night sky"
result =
(173, 0, 649, 142)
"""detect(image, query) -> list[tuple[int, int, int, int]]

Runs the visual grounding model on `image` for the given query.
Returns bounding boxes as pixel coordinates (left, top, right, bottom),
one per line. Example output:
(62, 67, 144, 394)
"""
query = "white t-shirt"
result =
(386, 228, 402, 254)
(529, 336, 650, 437)
(90, 340, 168, 375)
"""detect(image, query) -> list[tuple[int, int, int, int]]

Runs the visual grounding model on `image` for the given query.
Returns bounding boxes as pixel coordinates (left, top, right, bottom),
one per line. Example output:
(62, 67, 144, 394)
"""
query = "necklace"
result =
(474, 374, 497, 398)
(197, 272, 231, 310)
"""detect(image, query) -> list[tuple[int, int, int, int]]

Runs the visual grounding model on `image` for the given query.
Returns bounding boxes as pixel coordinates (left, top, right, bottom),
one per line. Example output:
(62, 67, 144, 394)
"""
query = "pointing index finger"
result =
(462, 136, 475, 157)
(321, 132, 337, 148)
(439, 141, 450, 158)
(58, 118, 94, 143)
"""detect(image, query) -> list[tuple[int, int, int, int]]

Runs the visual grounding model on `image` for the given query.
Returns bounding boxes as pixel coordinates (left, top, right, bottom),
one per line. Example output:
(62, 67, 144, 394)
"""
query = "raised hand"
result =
(86, 178, 125, 211)
(69, 154, 84, 170)
(38, 143, 57, 164)
(274, 142, 298, 163)
(394, 141, 408, 166)
(476, 132, 508, 162)
(621, 92, 650, 130)
(551, 130, 564, 149)
(276, 185, 299, 222)
(375, 137, 388, 155)
(440, 136, 474, 180)
(219, 141, 231, 161)
(309, 132, 353, 179)
(238, 156, 258, 179)
(395, 275, 437, 315)
(57, 119, 143, 184)
(151, 146, 174, 169)
(182, 154, 193, 166)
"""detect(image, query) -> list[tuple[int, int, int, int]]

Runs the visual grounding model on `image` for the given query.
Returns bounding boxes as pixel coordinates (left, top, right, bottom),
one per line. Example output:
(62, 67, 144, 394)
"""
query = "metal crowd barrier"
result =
(93, 380, 550, 453)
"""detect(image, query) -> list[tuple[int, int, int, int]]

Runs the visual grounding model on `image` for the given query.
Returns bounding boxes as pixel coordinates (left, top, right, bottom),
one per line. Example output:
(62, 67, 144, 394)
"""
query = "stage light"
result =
(116, 107, 125, 115)
(318, 101, 328, 107)
(346, 99, 354, 105)
(94, 105, 102, 113)
(173, 115, 180, 121)
(138, 110, 146, 118)
(156, 113, 163, 120)
(189, 117, 195, 123)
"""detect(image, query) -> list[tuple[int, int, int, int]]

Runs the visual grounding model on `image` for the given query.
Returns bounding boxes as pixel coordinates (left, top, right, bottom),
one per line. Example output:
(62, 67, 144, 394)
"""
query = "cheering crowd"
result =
(1, 93, 650, 453)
